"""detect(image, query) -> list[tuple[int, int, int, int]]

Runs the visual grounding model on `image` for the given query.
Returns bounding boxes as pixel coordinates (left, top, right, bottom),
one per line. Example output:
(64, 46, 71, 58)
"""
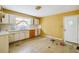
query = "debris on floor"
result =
(48, 46, 51, 48)
(60, 41, 65, 46)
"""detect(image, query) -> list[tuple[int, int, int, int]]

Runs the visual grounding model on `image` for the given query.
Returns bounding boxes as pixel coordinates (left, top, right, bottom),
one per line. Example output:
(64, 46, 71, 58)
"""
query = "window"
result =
(15, 17, 32, 30)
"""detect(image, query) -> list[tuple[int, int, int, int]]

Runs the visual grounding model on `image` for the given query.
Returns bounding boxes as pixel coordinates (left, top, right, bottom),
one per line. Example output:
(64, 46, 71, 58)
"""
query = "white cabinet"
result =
(9, 32, 19, 43)
(9, 29, 40, 43)
(9, 30, 30, 43)
(25, 31, 29, 38)
(2, 14, 9, 24)
(9, 34, 15, 43)
(19, 31, 26, 40)
(14, 32, 20, 41)
(9, 31, 20, 42)
(14, 31, 29, 41)
(38, 29, 40, 35)
(9, 14, 16, 24)
(35, 29, 40, 36)
(35, 29, 38, 36)
(19, 31, 29, 40)
(0, 13, 16, 31)
(1, 14, 16, 24)
(0, 35, 9, 53)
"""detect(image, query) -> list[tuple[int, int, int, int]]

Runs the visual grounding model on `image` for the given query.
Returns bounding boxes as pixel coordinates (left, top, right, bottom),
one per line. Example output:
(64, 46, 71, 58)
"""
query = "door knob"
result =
(64, 29, 66, 31)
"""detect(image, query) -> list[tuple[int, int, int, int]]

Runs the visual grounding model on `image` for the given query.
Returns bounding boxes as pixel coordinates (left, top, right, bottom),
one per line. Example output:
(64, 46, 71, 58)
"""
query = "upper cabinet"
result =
(9, 14, 16, 24)
(1, 14, 9, 24)
(0, 14, 16, 24)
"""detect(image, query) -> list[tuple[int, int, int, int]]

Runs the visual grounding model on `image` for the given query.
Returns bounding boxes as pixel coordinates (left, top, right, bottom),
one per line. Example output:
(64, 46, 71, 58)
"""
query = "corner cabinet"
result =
(0, 35, 9, 53)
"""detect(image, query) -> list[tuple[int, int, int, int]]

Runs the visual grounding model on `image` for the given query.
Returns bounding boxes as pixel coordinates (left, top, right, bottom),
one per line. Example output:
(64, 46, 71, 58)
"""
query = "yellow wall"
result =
(40, 10, 79, 40)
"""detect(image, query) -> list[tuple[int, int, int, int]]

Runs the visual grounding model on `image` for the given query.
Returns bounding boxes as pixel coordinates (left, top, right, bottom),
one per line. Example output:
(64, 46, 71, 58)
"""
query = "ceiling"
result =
(3, 5, 79, 17)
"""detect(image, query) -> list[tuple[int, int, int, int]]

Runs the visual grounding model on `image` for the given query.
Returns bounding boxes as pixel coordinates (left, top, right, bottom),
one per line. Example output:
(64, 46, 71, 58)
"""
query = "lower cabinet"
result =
(35, 29, 38, 36)
(29, 29, 40, 38)
(9, 34, 15, 43)
(0, 35, 9, 53)
(30, 30, 35, 38)
(25, 31, 29, 38)
(19, 31, 26, 40)
(14, 32, 20, 41)
(35, 29, 40, 36)
(37, 29, 40, 36)
(9, 30, 29, 43)
(9, 29, 40, 43)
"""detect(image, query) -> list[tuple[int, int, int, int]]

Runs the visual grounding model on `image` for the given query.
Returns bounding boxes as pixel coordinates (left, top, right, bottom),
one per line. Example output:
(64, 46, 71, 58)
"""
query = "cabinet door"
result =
(19, 31, 25, 40)
(38, 29, 40, 35)
(9, 34, 15, 43)
(2, 14, 9, 24)
(30, 30, 35, 38)
(9, 14, 16, 24)
(35, 29, 38, 36)
(14, 32, 20, 41)
(35, 29, 40, 36)
(0, 35, 9, 53)
(25, 31, 29, 38)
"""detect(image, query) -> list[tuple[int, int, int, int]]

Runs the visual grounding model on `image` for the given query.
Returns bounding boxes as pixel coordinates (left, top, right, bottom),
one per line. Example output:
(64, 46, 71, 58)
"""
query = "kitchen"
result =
(0, 6, 41, 53)
(0, 5, 79, 53)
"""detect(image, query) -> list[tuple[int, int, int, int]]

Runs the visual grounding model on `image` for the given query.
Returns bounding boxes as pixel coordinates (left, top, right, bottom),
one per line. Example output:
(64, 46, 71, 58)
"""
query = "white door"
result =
(64, 15, 78, 43)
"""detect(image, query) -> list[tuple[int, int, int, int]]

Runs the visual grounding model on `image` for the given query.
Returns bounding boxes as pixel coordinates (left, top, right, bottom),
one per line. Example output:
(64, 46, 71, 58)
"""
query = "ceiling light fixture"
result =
(35, 6, 42, 10)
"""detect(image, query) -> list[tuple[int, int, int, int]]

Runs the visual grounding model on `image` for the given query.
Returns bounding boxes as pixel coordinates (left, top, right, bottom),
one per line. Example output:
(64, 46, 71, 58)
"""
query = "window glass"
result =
(15, 17, 32, 30)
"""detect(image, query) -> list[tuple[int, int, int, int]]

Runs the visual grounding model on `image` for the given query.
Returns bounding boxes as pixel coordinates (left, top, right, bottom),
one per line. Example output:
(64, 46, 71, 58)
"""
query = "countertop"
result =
(0, 28, 40, 36)
(0, 31, 10, 36)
